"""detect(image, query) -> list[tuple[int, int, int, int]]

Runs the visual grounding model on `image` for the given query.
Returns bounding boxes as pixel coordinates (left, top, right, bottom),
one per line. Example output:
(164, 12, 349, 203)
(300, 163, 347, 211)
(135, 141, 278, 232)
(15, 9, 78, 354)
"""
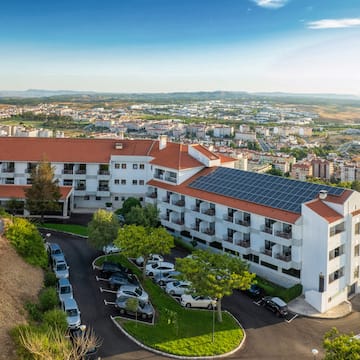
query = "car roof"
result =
(54, 257, 67, 265)
(119, 284, 140, 291)
(63, 298, 78, 309)
(151, 261, 174, 267)
(49, 243, 62, 251)
(58, 278, 71, 286)
(271, 297, 287, 307)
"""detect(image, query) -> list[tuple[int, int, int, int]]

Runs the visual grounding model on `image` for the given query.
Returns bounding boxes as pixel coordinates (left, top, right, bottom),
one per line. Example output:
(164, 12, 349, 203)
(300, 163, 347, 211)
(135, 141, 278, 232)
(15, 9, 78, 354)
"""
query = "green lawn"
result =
(95, 255, 243, 357)
(40, 223, 88, 237)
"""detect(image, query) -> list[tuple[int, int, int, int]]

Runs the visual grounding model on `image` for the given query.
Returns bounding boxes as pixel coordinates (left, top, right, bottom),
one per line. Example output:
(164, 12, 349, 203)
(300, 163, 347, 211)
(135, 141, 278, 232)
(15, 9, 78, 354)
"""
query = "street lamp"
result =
(311, 348, 319, 359)
(212, 304, 215, 343)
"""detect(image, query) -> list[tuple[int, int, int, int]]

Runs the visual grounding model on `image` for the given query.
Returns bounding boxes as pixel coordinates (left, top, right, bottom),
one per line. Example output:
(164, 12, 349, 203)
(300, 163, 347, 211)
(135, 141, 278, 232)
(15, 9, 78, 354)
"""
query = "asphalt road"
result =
(48, 230, 360, 360)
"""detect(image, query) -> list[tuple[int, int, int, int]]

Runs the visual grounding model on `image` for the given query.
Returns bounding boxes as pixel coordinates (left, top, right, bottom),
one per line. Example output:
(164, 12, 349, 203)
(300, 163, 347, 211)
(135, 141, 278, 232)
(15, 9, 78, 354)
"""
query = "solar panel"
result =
(189, 167, 346, 214)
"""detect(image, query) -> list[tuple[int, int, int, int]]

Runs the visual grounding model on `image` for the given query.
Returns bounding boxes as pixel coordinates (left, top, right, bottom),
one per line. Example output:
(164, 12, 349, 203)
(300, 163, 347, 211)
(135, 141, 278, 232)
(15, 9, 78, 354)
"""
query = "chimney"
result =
(118, 131, 124, 140)
(159, 135, 167, 150)
(319, 190, 328, 200)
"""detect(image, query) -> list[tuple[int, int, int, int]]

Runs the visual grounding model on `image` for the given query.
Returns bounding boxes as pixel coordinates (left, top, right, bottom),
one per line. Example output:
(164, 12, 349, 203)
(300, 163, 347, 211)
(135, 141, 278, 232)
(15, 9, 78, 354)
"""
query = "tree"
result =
(266, 166, 284, 177)
(125, 204, 160, 227)
(87, 209, 120, 250)
(126, 298, 139, 325)
(6, 198, 24, 216)
(120, 197, 141, 216)
(351, 180, 360, 192)
(323, 327, 360, 360)
(115, 225, 174, 278)
(25, 159, 61, 223)
(176, 249, 255, 322)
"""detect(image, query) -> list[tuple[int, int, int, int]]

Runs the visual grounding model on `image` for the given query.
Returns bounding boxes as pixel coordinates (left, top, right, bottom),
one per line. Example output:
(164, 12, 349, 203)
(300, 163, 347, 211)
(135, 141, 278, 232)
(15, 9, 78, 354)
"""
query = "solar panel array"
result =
(189, 167, 345, 214)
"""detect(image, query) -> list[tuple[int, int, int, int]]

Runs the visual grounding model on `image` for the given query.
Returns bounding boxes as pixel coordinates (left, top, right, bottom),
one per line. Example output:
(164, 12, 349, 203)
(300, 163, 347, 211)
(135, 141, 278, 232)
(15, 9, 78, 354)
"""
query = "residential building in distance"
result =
(290, 162, 313, 181)
(0, 136, 359, 313)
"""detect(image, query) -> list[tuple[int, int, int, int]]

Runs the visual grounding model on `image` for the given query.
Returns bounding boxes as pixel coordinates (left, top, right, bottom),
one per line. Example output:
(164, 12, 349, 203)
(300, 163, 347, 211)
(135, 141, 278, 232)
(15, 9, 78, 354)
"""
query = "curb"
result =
(110, 310, 246, 359)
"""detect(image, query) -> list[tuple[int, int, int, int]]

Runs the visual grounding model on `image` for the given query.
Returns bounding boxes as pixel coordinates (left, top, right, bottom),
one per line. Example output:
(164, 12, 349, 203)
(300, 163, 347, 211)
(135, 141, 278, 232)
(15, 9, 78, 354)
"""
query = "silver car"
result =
(117, 284, 149, 303)
(115, 296, 154, 319)
(166, 280, 191, 296)
(53, 257, 69, 279)
(62, 298, 81, 329)
(57, 278, 73, 304)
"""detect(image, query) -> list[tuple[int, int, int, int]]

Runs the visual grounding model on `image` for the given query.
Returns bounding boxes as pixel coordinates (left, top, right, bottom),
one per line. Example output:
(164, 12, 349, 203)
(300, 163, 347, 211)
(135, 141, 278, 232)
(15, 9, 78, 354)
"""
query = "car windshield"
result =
(172, 281, 180, 286)
(57, 263, 67, 271)
(53, 249, 62, 255)
(61, 286, 71, 294)
(135, 288, 142, 296)
(67, 309, 78, 317)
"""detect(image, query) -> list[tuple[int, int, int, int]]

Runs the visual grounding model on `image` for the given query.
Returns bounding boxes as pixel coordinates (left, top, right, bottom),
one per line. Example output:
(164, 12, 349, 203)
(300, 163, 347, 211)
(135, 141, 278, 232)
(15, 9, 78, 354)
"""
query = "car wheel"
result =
(148, 272, 153, 277)
(207, 304, 213, 310)
(159, 281, 164, 286)
(185, 303, 191, 308)
(169, 290, 175, 295)
(119, 309, 125, 315)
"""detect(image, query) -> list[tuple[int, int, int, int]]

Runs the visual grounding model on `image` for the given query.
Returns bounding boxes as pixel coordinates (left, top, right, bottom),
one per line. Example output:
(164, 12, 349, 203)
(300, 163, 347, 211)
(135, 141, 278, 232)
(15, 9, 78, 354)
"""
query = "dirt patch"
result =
(0, 231, 44, 360)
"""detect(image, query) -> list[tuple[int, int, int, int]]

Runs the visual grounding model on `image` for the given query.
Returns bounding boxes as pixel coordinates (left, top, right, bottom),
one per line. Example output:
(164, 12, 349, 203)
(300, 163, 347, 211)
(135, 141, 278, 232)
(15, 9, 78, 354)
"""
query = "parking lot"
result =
(48, 230, 360, 360)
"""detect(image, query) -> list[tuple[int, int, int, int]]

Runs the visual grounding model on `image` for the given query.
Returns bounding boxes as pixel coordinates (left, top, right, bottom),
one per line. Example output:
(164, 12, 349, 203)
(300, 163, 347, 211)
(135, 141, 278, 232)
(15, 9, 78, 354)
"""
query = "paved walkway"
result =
(288, 295, 352, 319)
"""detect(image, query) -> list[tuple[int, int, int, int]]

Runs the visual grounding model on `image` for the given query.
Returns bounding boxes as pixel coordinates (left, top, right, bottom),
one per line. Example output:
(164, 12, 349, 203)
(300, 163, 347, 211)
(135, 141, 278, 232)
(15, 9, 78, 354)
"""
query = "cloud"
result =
(252, 0, 288, 9)
(307, 18, 360, 29)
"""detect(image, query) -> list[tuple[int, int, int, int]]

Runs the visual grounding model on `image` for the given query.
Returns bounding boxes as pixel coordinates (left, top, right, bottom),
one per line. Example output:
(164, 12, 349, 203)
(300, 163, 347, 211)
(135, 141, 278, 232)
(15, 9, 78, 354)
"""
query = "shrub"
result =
(25, 301, 42, 322)
(44, 270, 57, 287)
(42, 309, 68, 332)
(256, 277, 302, 302)
(5, 217, 48, 268)
(38, 287, 58, 312)
(10, 325, 35, 360)
(174, 236, 194, 253)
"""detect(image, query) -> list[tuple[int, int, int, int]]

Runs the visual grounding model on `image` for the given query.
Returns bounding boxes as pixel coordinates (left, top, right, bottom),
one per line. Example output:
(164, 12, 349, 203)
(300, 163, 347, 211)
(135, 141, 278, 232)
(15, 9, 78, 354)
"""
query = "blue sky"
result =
(1, 0, 360, 94)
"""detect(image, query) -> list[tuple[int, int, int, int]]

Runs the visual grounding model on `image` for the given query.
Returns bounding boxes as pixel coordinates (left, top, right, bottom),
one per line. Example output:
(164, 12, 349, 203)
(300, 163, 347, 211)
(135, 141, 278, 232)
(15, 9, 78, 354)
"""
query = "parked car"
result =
(108, 272, 139, 290)
(166, 280, 191, 296)
(53, 257, 69, 279)
(180, 294, 216, 309)
(145, 261, 175, 277)
(62, 298, 81, 329)
(67, 325, 99, 360)
(102, 243, 121, 255)
(244, 284, 265, 299)
(47, 243, 64, 263)
(261, 296, 288, 317)
(57, 278, 73, 304)
(99, 261, 129, 276)
(117, 284, 149, 303)
(153, 271, 181, 286)
(115, 296, 154, 319)
(135, 254, 164, 266)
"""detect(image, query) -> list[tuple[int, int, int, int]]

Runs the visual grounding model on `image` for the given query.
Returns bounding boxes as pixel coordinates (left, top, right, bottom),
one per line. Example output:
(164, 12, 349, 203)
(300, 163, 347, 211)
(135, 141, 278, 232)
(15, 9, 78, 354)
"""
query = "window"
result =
(84, 195, 90, 201)
(355, 222, 360, 235)
(355, 266, 359, 279)
(139, 197, 144, 202)
(139, 180, 144, 185)
(139, 164, 145, 170)
(96, 196, 101, 201)
(132, 180, 138, 185)
(121, 179, 126, 185)
(330, 222, 345, 236)
(329, 245, 344, 260)
(114, 179, 119, 185)
(27, 178, 32, 185)
(355, 244, 360, 256)
(133, 164, 138, 170)
(114, 196, 119, 201)
(63, 179, 73, 186)
(329, 267, 344, 283)
(121, 164, 127, 169)
(114, 163, 120, 169)
(5, 178, 14, 184)
(121, 197, 125, 201)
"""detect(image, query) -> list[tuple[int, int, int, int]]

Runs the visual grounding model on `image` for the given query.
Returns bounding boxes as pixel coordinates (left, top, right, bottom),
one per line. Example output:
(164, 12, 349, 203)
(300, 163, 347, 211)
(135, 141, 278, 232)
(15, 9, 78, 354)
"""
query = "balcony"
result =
(223, 236, 233, 243)
(98, 186, 109, 192)
(75, 186, 86, 191)
(203, 228, 215, 236)
(173, 199, 185, 207)
(165, 175, 177, 183)
(191, 206, 200, 213)
(261, 226, 273, 235)
(202, 208, 215, 216)
(235, 219, 250, 227)
(147, 192, 157, 199)
(62, 169, 73, 174)
(238, 240, 251, 248)
(162, 218, 185, 232)
(162, 197, 170, 203)
(261, 248, 273, 257)
(75, 169, 86, 174)
(275, 231, 292, 240)
(154, 173, 164, 180)
(98, 170, 110, 175)
(275, 253, 291, 262)
(223, 215, 233, 223)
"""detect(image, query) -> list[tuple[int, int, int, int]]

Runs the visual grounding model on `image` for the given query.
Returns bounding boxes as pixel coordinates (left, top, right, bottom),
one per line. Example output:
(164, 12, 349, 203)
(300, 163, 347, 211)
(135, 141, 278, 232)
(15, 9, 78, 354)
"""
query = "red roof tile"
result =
(0, 185, 72, 200)
(147, 168, 301, 224)
(191, 144, 219, 160)
(305, 199, 343, 223)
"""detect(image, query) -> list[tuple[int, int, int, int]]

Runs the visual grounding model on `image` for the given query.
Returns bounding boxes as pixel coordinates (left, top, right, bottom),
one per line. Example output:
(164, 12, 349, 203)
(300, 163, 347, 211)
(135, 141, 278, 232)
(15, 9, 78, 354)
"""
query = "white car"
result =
(145, 261, 175, 277)
(166, 280, 191, 296)
(102, 243, 121, 254)
(135, 254, 164, 266)
(116, 284, 149, 303)
(180, 294, 216, 309)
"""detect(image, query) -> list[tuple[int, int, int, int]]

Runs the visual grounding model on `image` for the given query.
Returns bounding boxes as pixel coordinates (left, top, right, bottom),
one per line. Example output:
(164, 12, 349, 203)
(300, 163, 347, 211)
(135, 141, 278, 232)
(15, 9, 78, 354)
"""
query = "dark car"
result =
(100, 261, 129, 276)
(115, 296, 154, 319)
(261, 296, 288, 317)
(108, 272, 139, 290)
(245, 284, 265, 299)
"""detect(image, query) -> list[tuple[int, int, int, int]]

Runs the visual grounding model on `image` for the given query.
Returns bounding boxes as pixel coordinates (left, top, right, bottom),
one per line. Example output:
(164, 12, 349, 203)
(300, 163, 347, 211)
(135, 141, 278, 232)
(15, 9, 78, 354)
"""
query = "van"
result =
(62, 298, 81, 329)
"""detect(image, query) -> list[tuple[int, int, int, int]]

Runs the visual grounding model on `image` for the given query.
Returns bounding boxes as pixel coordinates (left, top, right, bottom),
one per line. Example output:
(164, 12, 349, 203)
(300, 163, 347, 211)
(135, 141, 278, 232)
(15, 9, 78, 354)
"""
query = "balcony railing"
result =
(173, 199, 185, 207)
(192, 206, 200, 212)
(162, 197, 170, 203)
(147, 192, 157, 199)
(172, 220, 184, 225)
(191, 224, 200, 231)
(223, 215, 233, 223)
(236, 219, 250, 227)
(98, 170, 110, 175)
(165, 176, 177, 183)
(223, 236, 233, 243)
(75, 169, 86, 174)
(75, 186, 86, 191)
(98, 187, 109, 191)
(275, 253, 291, 262)
(154, 173, 164, 180)
(203, 228, 215, 236)
(63, 169, 73, 174)
(238, 240, 250, 248)
(261, 226, 273, 235)
(275, 231, 292, 239)
(261, 248, 272, 257)
(202, 208, 215, 216)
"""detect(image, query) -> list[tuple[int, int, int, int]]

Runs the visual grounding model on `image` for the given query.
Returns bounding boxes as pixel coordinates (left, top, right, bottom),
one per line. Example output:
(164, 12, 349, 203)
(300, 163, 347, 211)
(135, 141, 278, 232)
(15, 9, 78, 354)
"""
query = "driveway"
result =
(48, 230, 360, 359)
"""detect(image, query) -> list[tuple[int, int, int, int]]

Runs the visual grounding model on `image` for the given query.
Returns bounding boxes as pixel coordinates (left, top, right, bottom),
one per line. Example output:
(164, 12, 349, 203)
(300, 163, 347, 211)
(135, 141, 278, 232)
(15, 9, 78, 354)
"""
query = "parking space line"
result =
(104, 300, 116, 306)
(285, 314, 298, 323)
(96, 276, 109, 282)
(100, 287, 117, 294)
(253, 299, 262, 306)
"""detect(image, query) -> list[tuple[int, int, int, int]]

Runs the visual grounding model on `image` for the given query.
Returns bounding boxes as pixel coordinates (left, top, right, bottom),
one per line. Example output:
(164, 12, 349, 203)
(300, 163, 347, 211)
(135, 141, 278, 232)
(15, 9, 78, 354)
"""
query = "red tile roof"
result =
(0, 185, 72, 200)
(0, 137, 205, 170)
(305, 199, 343, 223)
(191, 144, 219, 160)
(147, 167, 301, 224)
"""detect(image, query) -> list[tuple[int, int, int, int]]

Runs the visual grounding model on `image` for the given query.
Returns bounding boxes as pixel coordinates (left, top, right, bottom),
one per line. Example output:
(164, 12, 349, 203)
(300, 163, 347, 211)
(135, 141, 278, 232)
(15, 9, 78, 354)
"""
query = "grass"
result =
(40, 223, 88, 237)
(94, 255, 243, 357)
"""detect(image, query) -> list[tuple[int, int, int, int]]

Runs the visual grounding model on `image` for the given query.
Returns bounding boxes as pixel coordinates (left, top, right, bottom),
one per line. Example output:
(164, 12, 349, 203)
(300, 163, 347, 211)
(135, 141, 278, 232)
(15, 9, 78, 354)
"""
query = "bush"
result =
(25, 301, 42, 322)
(44, 270, 57, 287)
(38, 287, 58, 312)
(10, 325, 35, 360)
(42, 309, 68, 332)
(174, 236, 194, 253)
(5, 217, 48, 268)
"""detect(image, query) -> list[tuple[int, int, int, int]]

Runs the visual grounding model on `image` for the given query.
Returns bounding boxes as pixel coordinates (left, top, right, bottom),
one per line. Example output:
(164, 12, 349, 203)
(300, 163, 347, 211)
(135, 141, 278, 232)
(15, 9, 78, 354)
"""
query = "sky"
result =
(1, 0, 360, 94)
